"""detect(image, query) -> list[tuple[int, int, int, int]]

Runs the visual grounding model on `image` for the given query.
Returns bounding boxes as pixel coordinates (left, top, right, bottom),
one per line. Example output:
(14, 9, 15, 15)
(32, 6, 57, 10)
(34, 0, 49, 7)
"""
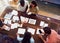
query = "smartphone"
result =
(39, 30, 42, 33)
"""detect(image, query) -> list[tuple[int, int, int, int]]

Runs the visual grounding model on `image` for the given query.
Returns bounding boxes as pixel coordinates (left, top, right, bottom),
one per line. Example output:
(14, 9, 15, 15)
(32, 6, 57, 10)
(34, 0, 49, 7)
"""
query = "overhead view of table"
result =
(0, 7, 60, 43)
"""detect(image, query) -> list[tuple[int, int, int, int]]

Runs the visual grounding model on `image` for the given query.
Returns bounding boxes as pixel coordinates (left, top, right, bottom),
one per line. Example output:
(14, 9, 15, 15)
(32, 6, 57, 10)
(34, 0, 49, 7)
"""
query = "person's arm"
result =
(38, 35, 46, 43)
(25, 5, 28, 12)
(36, 6, 39, 14)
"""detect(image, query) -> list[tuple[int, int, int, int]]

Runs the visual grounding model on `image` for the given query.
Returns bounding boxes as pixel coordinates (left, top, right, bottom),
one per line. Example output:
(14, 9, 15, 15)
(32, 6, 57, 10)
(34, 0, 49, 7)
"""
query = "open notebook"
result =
(40, 21, 48, 27)
(28, 19, 36, 25)
(12, 15, 19, 22)
(17, 28, 26, 34)
(20, 16, 29, 23)
(27, 28, 35, 35)
(11, 23, 19, 29)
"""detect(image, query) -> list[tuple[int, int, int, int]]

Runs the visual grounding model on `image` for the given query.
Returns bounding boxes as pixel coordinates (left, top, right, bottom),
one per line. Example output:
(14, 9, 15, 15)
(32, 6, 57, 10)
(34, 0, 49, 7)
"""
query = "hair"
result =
(43, 27, 51, 35)
(20, 0, 25, 7)
(0, 19, 4, 27)
(22, 32, 31, 43)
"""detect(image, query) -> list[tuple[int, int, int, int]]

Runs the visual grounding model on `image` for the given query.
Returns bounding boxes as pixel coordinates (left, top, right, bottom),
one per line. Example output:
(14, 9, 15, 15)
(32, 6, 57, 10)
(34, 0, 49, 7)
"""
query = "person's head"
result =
(22, 32, 31, 43)
(43, 27, 51, 36)
(20, 0, 25, 7)
(30, 1, 37, 8)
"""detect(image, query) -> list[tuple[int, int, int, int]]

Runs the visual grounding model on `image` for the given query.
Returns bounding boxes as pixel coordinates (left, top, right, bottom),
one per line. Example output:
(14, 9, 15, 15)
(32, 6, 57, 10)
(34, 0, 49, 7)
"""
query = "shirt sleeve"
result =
(30, 37, 35, 43)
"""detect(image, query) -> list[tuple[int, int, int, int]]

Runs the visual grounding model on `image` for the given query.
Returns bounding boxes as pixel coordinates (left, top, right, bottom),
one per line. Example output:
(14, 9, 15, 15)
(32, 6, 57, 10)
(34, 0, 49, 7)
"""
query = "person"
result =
(17, 0, 29, 12)
(27, 1, 39, 16)
(16, 32, 34, 43)
(0, 19, 10, 31)
(39, 27, 60, 43)
(17, 0, 29, 18)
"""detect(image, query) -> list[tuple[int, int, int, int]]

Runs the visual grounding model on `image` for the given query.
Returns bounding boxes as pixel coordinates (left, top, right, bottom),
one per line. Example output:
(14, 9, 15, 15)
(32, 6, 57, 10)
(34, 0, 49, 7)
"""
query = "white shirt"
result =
(17, 0, 29, 12)
(17, 35, 34, 43)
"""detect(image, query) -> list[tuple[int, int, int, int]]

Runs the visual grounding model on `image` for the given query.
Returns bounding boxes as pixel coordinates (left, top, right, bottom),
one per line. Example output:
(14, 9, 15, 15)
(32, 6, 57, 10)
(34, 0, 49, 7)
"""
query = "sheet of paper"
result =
(11, 10, 18, 15)
(4, 26, 10, 31)
(28, 19, 36, 25)
(4, 13, 13, 19)
(20, 16, 25, 22)
(20, 16, 29, 23)
(12, 16, 19, 22)
(36, 28, 41, 34)
(27, 28, 35, 35)
(25, 17, 29, 23)
(28, 12, 32, 15)
(44, 23, 48, 27)
(4, 19, 11, 24)
(40, 21, 45, 27)
(17, 28, 26, 34)
(11, 23, 19, 29)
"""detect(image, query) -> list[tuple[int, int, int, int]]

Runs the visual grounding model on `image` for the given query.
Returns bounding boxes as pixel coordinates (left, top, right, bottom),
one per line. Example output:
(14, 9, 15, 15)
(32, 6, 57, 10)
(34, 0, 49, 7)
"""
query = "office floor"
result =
(0, 0, 60, 20)
(35, 0, 60, 20)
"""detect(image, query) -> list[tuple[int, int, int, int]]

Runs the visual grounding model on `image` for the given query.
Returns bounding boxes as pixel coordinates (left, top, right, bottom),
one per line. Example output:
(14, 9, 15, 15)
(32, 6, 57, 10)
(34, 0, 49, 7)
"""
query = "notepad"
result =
(17, 28, 26, 34)
(4, 19, 11, 24)
(12, 16, 19, 22)
(27, 28, 35, 35)
(40, 21, 45, 27)
(28, 19, 36, 25)
(11, 10, 18, 15)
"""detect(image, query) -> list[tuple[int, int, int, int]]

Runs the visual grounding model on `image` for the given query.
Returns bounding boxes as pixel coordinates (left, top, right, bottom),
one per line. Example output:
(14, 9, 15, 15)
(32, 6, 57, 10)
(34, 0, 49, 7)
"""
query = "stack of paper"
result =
(40, 21, 45, 27)
(4, 19, 11, 24)
(11, 10, 18, 16)
(17, 28, 26, 34)
(12, 16, 19, 22)
(28, 19, 36, 25)
(27, 28, 35, 35)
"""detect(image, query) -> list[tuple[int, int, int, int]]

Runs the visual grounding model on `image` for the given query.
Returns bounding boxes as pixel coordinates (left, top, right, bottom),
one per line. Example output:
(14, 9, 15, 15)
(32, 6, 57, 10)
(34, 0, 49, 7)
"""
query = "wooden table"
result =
(0, 8, 60, 43)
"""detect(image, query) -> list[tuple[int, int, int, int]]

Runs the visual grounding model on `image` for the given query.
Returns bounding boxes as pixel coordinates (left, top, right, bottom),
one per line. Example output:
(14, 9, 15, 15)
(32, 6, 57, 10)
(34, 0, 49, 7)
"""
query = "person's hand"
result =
(16, 33, 19, 36)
